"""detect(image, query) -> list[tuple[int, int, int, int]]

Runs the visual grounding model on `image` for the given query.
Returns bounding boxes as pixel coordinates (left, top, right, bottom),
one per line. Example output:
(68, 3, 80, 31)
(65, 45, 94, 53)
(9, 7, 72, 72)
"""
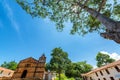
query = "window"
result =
(100, 71, 103, 76)
(110, 77, 114, 80)
(103, 78, 106, 80)
(90, 77, 92, 80)
(85, 76, 87, 80)
(25, 64, 31, 67)
(83, 77, 86, 80)
(105, 69, 110, 74)
(8, 72, 11, 75)
(0, 70, 3, 74)
(115, 66, 120, 72)
(95, 72, 98, 76)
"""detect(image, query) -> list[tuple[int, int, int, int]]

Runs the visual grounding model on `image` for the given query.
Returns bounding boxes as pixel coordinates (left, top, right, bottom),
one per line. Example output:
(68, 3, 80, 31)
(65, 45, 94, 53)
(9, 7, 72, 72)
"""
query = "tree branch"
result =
(57, 0, 61, 4)
(100, 32, 120, 43)
(98, 0, 106, 12)
(78, 0, 89, 12)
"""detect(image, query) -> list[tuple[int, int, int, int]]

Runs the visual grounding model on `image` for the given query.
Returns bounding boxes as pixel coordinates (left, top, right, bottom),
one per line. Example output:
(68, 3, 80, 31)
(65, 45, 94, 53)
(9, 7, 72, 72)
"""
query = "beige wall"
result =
(83, 65, 120, 80)
(47, 72, 56, 80)
(0, 67, 14, 78)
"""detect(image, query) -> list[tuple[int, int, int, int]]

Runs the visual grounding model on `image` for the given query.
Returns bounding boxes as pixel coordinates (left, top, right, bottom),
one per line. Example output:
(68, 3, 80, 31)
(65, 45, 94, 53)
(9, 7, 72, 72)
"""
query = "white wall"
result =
(83, 65, 120, 80)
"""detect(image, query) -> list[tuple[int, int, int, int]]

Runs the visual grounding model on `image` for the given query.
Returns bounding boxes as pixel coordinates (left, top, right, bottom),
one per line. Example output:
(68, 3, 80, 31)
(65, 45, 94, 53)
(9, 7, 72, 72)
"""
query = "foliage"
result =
(45, 63, 49, 71)
(65, 61, 93, 79)
(55, 74, 75, 80)
(1, 61, 18, 70)
(46, 47, 71, 80)
(45, 47, 93, 79)
(16, 0, 120, 35)
(96, 52, 115, 67)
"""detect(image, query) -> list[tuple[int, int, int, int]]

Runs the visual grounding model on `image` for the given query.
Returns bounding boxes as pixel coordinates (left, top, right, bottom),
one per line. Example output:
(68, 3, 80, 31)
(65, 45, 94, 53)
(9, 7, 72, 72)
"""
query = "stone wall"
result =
(0, 77, 11, 80)
(11, 78, 43, 80)
(12, 55, 46, 80)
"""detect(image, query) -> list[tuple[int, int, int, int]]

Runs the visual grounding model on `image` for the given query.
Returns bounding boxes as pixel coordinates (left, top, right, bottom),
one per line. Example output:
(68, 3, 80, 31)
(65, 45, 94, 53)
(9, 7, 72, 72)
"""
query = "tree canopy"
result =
(1, 61, 18, 70)
(16, 0, 120, 43)
(46, 47, 71, 80)
(96, 52, 115, 67)
(65, 61, 93, 79)
(45, 47, 93, 80)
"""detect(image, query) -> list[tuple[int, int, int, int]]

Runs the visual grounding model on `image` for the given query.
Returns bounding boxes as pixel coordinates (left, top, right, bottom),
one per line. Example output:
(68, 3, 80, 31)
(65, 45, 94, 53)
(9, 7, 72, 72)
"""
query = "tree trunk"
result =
(58, 72, 61, 80)
(78, 3, 120, 43)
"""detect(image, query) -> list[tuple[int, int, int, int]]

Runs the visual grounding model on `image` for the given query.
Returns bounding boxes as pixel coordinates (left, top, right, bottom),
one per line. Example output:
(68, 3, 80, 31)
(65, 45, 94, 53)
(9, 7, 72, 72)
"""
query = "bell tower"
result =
(39, 54, 46, 63)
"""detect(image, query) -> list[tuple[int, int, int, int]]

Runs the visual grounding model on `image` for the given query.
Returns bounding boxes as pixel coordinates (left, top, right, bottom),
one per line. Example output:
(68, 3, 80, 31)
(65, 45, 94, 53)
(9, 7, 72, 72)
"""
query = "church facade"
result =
(12, 54, 46, 80)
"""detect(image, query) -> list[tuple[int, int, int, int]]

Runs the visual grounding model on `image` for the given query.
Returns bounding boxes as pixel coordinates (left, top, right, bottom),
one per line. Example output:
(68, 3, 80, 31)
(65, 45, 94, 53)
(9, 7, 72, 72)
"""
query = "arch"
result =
(21, 70, 27, 78)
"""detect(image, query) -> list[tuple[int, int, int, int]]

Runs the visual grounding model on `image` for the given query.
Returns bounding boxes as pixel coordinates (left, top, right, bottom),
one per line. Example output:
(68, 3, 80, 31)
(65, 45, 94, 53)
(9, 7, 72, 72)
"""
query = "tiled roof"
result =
(82, 60, 120, 76)
(20, 57, 38, 63)
(0, 67, 14, 72)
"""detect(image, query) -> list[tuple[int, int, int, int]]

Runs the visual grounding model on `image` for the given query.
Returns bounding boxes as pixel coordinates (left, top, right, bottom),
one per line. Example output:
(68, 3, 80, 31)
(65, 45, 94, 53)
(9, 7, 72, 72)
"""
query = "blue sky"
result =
(0, 0, 120, 67)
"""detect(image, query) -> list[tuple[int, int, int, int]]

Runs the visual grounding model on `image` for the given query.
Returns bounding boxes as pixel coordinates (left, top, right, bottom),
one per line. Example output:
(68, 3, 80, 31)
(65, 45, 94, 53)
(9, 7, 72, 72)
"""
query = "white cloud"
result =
(93, 65, 97, 69)
(100, 51, 120, 60)
(2, 0, 20, 33)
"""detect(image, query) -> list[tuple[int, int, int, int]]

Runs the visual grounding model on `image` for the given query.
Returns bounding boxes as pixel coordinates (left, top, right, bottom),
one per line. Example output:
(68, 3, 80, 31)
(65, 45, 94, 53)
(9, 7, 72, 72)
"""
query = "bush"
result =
(55, 74, 75, 80)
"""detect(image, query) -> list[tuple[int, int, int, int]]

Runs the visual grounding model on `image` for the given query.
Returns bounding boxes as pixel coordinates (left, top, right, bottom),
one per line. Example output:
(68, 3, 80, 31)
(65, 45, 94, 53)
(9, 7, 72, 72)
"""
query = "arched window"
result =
(21, 70, 27, 78)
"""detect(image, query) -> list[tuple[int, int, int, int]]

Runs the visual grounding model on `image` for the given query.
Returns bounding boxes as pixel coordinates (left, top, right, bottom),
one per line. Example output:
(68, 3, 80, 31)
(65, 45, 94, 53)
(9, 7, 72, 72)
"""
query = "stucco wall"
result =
(83, 65, 120, 80)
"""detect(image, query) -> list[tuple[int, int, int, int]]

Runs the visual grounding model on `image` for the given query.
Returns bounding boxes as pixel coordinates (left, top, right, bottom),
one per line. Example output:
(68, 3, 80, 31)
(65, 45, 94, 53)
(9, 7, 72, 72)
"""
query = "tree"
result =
(55, 74, 74, 80)
(65, 61, 93, 79)
(1, 61, 18, 70)
(96, 52, 115, 67)
(47, 47, 71, 80)
(16, 0, 120, 43)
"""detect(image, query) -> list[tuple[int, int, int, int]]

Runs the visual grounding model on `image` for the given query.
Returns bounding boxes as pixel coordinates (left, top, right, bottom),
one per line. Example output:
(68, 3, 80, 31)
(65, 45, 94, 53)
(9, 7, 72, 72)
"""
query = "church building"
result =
(12, 54, 46, 80)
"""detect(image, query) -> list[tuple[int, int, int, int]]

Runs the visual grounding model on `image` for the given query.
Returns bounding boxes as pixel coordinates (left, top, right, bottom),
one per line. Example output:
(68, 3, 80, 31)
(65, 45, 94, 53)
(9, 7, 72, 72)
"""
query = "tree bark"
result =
(58, 65, 61, 80)
(58, 72, 61, 80)
(78, 3, 120, 43)
(100, 32, 120, 43)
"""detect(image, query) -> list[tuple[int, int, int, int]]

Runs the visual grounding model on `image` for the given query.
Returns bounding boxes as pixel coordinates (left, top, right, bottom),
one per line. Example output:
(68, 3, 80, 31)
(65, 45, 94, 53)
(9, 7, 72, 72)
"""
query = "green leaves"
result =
(47, 47, 71, 72)
(46, 47, 71, 80)
(45, 47, 93, 79)
(65, 61, 93, 79)
(16, 0, 120, 42)
(96, 52, 115, 67)
(1, 61, 18, 70)
(113, 4, 120, 18)
(103, 10, 111, 17)
(15, 0, 102, 35)
(87, 15, 101, 32)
